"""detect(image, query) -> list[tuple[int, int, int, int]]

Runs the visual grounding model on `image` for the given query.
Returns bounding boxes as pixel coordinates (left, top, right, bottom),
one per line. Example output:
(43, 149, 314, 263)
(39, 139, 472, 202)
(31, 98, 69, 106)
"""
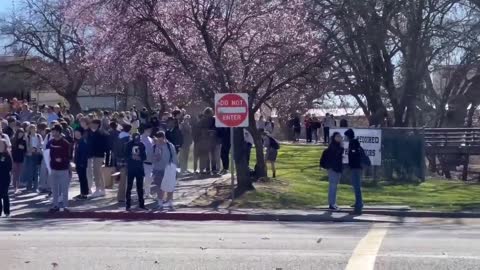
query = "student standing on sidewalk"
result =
(140, 124, 154, 199)
(11, 128, 26, 194)
(125, 133, 147, 211)
(87, 119, 107, 197)
(48, 124, 72, 213)
(73, 128, 89, 200)
(0, 139, 12, 218)
(320, 132, 344, 210)
(114, 124, 131, 203)
(23, 124, 42, 192)
(152, 131, 178, 211)
(344, 129, 365, 215)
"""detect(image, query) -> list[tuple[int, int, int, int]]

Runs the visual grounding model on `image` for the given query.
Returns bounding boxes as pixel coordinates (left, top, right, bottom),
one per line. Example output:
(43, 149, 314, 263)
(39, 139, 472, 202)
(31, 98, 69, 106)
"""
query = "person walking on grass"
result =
(48, 124, 72, 213)
(344, 129, 368, 215)
(152, 131, 178, 211)
(320, 132, 344, 211)
(125, 133, 148, 211)
(0, 139, 12, 218)
(262, 131, 280, 178)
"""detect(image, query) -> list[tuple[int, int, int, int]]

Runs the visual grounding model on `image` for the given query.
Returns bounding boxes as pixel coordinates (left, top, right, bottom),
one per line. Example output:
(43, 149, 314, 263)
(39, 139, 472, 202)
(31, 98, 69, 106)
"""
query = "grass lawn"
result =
(234, 145, 480, 212)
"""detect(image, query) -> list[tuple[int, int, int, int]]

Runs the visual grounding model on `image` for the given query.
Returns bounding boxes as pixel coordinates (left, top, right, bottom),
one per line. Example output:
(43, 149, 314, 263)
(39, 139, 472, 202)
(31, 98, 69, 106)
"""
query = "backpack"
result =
(360, 147, 371, 167)
(319, 148, 331, 169)
(269, 136, 280, 150)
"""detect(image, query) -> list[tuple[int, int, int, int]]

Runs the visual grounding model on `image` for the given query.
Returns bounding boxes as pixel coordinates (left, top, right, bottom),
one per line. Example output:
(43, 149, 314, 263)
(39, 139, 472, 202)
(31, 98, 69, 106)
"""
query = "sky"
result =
(0, 0, 12, 14)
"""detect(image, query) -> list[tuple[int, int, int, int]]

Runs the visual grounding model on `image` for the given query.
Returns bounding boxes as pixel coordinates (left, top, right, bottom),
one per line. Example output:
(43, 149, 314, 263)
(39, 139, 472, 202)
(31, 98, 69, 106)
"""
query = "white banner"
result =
(330, 128, 382, 166)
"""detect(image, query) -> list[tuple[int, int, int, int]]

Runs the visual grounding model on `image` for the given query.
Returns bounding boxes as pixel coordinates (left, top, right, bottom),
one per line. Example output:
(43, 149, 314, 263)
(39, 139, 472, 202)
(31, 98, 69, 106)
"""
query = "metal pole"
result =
(230, 127, 235, 200)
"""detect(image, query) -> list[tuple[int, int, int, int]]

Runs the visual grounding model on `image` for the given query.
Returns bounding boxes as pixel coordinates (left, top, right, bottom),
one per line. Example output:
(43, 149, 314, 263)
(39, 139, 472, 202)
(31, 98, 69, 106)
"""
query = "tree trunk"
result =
(233, 127, 254, 194)
(63, 92, 82, 114)
(250, 127, 267, 179)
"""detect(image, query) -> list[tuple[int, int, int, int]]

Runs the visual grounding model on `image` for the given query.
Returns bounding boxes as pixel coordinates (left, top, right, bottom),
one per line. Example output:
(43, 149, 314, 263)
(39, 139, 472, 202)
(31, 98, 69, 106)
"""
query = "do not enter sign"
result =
(215, 93, 249, 127)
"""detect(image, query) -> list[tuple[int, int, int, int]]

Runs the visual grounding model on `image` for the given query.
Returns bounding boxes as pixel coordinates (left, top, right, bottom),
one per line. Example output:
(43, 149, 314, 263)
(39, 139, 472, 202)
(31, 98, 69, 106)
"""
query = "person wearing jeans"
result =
(23, 124, 42, 192)
(73, 128, 89, 200)
(344, 129, 364, 214)
(48, 124, 72, 213)
(321, 132, 344, 210)
(11, 128, 26, 194)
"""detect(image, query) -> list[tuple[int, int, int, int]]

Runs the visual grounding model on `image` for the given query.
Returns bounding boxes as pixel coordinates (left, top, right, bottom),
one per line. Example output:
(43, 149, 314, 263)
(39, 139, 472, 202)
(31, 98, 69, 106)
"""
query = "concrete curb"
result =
(13, 211, 391, 223)
(13, 208, 480, 223)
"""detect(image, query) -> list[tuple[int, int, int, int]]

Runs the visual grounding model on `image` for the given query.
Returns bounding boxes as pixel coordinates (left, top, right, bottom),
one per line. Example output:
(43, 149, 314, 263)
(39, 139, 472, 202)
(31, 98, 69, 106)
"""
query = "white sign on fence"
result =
(330, 128, 382, 166)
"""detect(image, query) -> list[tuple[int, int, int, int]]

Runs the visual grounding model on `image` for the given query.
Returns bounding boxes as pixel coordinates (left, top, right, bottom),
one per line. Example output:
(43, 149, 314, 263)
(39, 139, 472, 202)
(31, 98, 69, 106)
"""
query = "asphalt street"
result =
(0, 218, 479, 270)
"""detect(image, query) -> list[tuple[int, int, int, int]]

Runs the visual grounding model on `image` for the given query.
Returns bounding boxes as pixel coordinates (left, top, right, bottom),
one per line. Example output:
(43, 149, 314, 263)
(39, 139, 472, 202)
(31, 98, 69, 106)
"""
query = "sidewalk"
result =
(10, 173, 232, 217)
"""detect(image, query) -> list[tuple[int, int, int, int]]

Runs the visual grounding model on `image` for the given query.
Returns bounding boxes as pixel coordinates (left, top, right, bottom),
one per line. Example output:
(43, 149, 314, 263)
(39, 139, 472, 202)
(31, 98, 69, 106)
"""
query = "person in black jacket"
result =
(0, 139, 13, 217)
(322, 132, 344, 210)
(11, 128, 26, 194)
(344, 129, 363, 214)
(165, 117, 183, 153)
(87, 119, 107, 197)
(73, 128, 89, 200)
(125, 133, 147, 211)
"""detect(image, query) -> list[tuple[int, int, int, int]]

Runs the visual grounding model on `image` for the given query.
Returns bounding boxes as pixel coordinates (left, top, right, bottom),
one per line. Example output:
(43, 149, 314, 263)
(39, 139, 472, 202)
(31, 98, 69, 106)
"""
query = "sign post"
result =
(215, 93, 249, 200)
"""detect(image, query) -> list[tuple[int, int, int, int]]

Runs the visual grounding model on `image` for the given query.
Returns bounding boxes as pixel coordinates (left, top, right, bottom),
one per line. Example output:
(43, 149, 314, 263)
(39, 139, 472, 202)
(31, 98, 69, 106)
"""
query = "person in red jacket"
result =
(48, 124, 72, 213)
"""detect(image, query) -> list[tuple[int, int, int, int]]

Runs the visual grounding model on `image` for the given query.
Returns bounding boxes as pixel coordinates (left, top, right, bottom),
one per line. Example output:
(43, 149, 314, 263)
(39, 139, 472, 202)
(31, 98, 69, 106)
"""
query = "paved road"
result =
(0, 218, 479, 270)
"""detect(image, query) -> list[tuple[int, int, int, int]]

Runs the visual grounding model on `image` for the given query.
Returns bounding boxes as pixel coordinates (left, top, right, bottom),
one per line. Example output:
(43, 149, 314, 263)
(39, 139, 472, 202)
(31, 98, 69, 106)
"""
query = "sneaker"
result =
(139, 206, 149, 211)
(14, 190, 21, 195)
(62, 208, 70, 213)
(74, 195, 88, 201)
(164, 200, 174, 211)
(126, 206, 131, 212)
(45, 192, 52, 199)
(156, 201, 164, 210)
(48, 207, 60, 213)
(329, 205, 340, 211)
(90, 190, 102, 198)
(4, 214, 10, 218)
(99, 190, 106, 197)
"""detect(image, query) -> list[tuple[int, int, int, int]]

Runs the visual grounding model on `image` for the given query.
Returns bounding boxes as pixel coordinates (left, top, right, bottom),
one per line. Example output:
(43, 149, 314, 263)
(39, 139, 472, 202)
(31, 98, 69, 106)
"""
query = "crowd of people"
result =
(288, 113, 348, 144)
(0, 98, 280, 217)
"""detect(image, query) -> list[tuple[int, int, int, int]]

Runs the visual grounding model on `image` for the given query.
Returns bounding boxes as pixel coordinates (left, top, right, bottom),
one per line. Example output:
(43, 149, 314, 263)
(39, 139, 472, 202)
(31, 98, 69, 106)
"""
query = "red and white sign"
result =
(215, 93, 249, 127)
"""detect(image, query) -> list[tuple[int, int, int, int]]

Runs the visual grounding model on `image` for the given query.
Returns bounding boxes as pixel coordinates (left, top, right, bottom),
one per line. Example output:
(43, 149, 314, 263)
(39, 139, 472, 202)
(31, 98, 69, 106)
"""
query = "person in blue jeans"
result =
(320, 132, 344, 211)
(344, 129, 364, 214)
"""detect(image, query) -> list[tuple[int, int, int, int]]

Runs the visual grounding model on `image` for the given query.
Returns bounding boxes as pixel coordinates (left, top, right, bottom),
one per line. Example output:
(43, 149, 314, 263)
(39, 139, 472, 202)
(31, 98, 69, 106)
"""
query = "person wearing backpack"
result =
(319, 132, 344, 210)
(152, 131, 178, 211)
(344, 129, 368, 215)
(125, 132, 148, 211)
(263, 132, 279, 178)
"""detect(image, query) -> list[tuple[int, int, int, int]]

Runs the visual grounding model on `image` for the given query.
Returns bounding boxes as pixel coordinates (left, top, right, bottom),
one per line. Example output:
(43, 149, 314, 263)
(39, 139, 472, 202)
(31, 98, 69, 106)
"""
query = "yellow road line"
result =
(345, 224, 389, 270)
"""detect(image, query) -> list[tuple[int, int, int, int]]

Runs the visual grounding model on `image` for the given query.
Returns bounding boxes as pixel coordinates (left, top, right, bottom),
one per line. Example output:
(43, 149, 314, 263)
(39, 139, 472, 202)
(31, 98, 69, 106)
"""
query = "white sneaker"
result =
(90, 190, 102, 198)
(165, 200, 174, 211)
(99, 190, 106, 197)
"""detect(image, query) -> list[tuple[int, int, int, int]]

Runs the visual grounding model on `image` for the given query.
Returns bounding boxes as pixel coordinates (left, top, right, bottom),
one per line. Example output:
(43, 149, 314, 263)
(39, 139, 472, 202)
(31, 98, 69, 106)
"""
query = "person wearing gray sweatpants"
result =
(51, 170, 70, 209)
(47, 124, 72, 213)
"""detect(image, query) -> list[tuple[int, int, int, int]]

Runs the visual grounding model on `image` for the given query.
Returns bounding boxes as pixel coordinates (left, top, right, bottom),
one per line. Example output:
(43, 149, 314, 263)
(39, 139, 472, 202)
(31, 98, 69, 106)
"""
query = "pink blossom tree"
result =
(72, 0, 323, 191)
(1, 0, 92, 113)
